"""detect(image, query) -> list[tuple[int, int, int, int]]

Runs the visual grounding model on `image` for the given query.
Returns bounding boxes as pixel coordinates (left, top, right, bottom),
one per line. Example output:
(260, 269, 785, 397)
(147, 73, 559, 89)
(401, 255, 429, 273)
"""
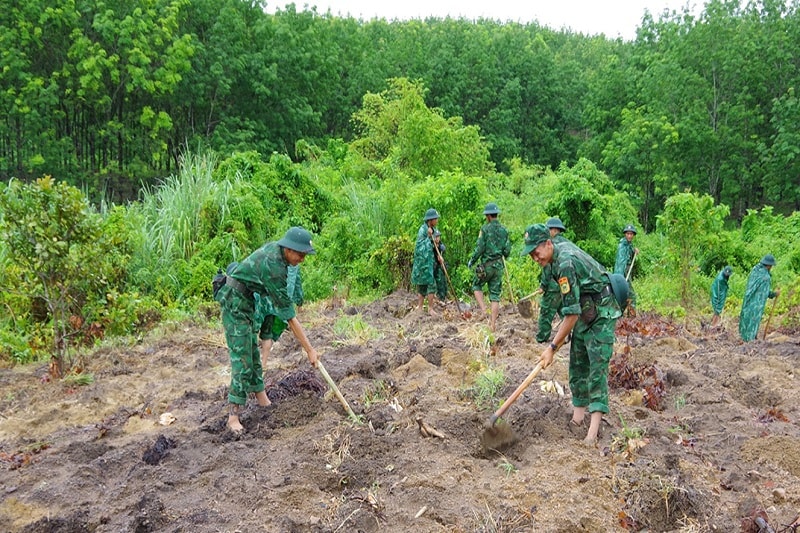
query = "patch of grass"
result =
(611, 415, 648, 460)
(673, 394, 686, 410)
(361, 379, 390, 408)
(332, 313, 381, 345)
(469, 365, 506, 410)
(497, 457, 517, 478)
(61, 372, 94, 386)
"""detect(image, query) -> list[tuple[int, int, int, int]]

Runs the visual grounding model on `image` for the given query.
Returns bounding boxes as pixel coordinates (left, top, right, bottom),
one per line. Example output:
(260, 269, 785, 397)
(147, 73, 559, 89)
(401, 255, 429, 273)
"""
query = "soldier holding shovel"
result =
(523, 223, 623, 446)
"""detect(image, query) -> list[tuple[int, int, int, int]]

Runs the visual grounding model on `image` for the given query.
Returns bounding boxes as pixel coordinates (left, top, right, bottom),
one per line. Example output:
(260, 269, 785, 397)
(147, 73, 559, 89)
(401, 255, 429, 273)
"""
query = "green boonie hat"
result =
(433, 229, 441, 237)
(423, 208, 440, 221)
(278, 226, 316, 255)
(521, 223, 550, 256)
(483, 202, 500, 215)
(545, 217, 566, 231)
(761, 254, 776, 266)
(623, 224, 637, 235)
(723, 265, 733, 277)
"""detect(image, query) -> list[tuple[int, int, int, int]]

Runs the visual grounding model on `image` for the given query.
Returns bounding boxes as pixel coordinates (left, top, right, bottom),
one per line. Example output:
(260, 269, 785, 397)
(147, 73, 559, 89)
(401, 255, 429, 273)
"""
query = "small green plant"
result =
(62, 372, 95, 386)
(673, 394, 686, 410)
(361, 379, 390, 408)
(332, 313, 381, 345)
(497, 457, 517, 478)
(470, 365, 506, 410)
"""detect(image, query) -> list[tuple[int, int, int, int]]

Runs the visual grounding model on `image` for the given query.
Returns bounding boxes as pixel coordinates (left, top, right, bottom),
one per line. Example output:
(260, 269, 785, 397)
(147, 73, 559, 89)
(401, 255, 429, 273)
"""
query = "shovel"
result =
(316, 360, 360, 423)
(517, 288, 543, 319)
(481, 360, 546, 451)
(432, 235, 471, 319)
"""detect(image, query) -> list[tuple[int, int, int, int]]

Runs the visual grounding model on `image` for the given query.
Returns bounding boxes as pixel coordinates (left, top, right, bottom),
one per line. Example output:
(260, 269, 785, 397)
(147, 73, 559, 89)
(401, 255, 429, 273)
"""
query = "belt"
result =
(225, 276, 254, 300)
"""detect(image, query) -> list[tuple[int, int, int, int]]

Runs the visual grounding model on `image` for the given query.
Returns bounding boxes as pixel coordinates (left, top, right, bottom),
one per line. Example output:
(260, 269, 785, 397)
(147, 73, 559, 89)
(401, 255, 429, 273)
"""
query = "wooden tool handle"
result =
(316, 361, 360, 423)
(490, 360, 546, 423)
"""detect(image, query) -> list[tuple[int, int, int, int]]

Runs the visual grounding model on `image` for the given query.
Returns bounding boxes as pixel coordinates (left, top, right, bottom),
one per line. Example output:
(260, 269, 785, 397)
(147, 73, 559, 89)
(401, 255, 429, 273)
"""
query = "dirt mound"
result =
(1, 291, 800, 532)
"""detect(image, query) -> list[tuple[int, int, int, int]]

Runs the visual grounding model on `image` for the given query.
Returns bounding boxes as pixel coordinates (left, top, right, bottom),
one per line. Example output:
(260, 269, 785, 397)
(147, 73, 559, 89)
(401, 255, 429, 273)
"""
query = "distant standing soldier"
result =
(710, 266, 732, 327)
(614, 224, 639, 315)
(432, 229, 448, 302)
(215, 227, 320, 434)
(412, 208, 441, 315)
(468, 202, 511, 332)
(537, 217, 569, 343)
(739, 255, 780, 341)
(523, 223, 623, 446)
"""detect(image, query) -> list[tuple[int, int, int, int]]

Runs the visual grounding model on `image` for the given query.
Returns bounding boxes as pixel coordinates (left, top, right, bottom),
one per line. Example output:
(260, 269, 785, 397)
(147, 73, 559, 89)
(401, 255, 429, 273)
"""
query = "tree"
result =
(656, 191, 729, 304)
(0, 177, 103, 377)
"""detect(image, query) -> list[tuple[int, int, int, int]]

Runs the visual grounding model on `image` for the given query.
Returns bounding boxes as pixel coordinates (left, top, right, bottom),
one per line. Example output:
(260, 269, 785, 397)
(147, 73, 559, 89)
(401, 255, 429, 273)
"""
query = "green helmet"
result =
(607, 273, 629, 311)
(423, 208, 440, 221)
(521, 223, 550, 256)
(623, 224, 637, 235)
(761, 254, 776, 266)
(723, 265, 733, 277)
(483, 202, 500, 215)
(277, 226, 316, 255)
(545, 217, 566, 231)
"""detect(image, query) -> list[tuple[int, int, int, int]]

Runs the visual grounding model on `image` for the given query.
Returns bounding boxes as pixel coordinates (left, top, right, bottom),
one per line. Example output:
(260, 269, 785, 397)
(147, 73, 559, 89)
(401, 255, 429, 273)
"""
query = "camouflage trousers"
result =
(536, 289, 561, 343)
(471, 261, 504, 301)
(568, 315, 617, 414)
(218, 284, 265, 405)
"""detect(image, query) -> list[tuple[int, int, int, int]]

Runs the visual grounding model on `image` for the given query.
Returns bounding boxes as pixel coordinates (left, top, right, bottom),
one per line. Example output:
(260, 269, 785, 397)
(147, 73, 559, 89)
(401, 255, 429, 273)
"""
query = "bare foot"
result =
(227, 415, 244, 434)
(582, 436, 598, 447)
(255, 390, 272, 407)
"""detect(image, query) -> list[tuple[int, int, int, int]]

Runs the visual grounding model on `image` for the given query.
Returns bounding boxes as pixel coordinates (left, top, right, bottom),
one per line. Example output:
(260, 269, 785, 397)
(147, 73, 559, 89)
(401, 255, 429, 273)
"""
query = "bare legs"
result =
(571, 407, 603, 445)
(473, 291, 499, 332)
(417, 293, 439, 316)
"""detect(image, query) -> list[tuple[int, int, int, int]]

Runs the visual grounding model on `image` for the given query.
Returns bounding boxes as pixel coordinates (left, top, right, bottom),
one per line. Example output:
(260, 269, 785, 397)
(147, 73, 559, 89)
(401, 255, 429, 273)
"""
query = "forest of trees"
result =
(3, 0, 800, 370)
(3, 0, 800, 228)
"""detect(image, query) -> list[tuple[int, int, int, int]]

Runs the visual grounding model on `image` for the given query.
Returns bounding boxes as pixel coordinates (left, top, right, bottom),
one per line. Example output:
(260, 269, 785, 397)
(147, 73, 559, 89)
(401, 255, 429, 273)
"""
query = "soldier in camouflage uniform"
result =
(411, 208, 442, 315)
(537, 217, 569, 343)
(523, 223, 622, 446)
(468, 203, 511, 332)
(432, 229, 448, 302)
(710, 265, 732, 327)
(256, 264, 304, 372)
(215, 227, 320, 434)
(739, 255, 780, 341)
(614, 224, 639, 315)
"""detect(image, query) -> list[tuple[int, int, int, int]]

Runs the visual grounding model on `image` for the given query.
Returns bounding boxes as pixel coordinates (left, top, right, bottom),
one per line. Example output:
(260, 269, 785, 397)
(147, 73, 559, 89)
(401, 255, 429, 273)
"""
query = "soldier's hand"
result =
(307, 348, 319, 368)
(634, 248, 640, 255)
(427, 227, 433, 236)
(540, 346, 555, 368)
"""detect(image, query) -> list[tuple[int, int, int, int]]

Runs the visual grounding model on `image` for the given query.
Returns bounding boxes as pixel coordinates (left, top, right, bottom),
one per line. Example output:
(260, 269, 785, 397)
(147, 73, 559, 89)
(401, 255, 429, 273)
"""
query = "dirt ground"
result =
(1, 289, 799, 532)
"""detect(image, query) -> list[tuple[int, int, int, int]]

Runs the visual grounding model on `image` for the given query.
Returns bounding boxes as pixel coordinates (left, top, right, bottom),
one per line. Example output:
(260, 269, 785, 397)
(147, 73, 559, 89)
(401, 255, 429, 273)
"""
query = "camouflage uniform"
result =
(549, 240, 622, 414)
(255, 265, 303, 343)
(739, 260, 777, 341)
(537, 234, 568, 342)
(216, 241, 296, 405)
(411, 223, 436, 296)
(613, 236, 637, 309)
(710, 266, 732, 316)
(468, 219, 511, 301)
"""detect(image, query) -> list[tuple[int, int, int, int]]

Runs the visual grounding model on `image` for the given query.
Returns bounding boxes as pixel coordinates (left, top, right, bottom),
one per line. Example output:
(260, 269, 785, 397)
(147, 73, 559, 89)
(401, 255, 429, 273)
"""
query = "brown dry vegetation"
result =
(1, 289, 799, 532)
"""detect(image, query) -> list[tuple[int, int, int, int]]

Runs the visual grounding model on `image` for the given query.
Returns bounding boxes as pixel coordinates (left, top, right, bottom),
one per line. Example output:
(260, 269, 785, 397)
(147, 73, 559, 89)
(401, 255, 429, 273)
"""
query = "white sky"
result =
(267, 1, 700, 41)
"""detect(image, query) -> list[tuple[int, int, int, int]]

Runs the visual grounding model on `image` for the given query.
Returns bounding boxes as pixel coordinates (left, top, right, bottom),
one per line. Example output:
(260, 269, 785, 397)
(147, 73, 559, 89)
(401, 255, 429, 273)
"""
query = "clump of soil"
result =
(1, 290, 799, 532)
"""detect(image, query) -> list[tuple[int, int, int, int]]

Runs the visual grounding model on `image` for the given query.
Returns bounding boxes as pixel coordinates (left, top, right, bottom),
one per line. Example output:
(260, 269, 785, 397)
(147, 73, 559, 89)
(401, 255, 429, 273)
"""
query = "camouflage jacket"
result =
(614, 238, 635, 276)
(540, 234, 569, 293)
(469, 219, 511, 266)
(230, 241, 295, 321)
(548, 240, 621, 326)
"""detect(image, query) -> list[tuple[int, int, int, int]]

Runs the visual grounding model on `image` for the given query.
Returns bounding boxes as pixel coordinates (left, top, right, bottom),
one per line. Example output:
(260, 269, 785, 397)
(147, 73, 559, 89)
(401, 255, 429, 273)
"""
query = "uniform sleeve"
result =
(557, 259, 581, 316)
(259, 265, 295, 322)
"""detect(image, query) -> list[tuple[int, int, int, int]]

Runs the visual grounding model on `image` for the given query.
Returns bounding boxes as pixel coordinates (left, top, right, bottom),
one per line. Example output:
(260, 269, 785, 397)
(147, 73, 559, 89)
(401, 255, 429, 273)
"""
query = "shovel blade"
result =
(517, 299, 533, 318)
(480, 419, 517, 453)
